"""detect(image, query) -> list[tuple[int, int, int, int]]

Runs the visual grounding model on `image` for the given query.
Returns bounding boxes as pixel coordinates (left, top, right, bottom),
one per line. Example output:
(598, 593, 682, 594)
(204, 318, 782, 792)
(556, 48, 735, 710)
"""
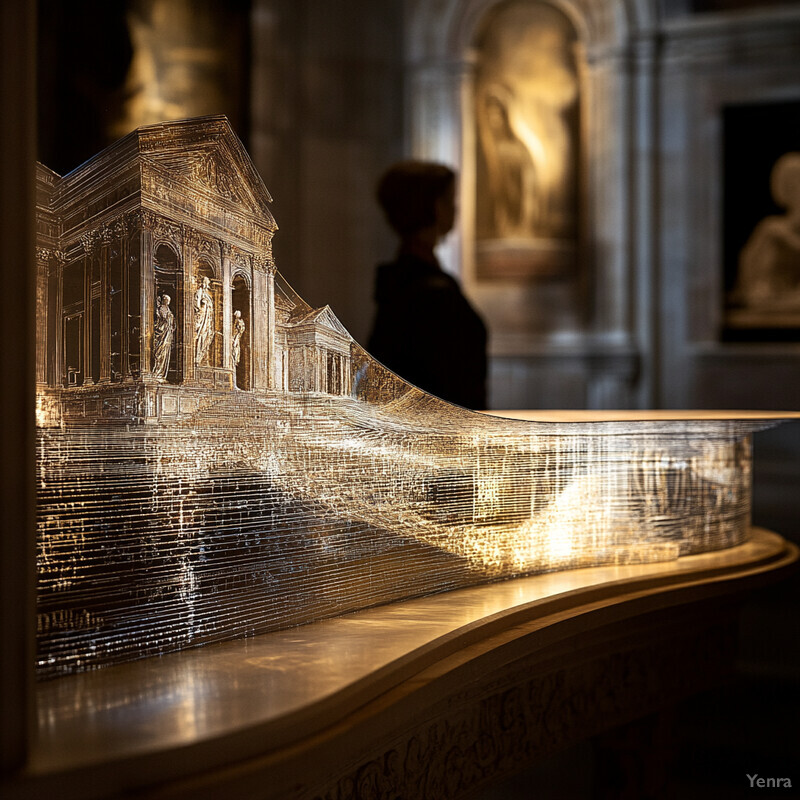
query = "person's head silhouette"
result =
(377, 162, 456, 249)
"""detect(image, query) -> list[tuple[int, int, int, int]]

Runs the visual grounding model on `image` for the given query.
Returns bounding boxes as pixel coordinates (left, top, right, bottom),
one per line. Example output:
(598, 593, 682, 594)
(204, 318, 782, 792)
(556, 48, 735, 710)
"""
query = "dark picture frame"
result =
(722, 100, 800, 341)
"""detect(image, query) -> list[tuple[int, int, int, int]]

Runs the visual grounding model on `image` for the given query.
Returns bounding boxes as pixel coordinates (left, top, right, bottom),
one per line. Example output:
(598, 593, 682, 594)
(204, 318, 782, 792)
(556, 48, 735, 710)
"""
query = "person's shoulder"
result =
(376, 256, 447, 291)
(418, 271, 456, 292)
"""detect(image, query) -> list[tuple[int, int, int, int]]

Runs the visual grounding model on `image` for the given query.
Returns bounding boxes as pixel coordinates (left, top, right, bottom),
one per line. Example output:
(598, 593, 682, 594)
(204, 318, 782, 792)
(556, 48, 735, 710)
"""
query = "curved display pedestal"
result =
(9, 528, 798, 799)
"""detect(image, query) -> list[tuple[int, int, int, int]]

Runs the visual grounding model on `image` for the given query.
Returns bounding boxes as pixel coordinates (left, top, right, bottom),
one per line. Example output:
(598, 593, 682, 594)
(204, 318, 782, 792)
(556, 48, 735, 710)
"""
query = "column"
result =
(80, 233, 95, 385)
(139, 224, 155, 382)
(222, 246, 233, 372)
(52, 252, 63, 387)
(98, 226, 112, 384)
(34, 248, 50, 387)
(130, 219, 143, 382)
(183, 246, 195, 385)
(265, 263, 276, 389)
(118, 221, 129, 381)
(250, 254, 274, 391)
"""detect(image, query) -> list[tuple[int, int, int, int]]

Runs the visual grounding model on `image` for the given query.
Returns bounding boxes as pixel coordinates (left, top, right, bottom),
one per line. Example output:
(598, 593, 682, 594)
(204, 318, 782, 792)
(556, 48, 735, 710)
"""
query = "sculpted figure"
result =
(477, 88, 538, 238)
(152, 293, 175, 381)
(474, 3, 579, 242)
(732, 152, 800, 309)
(232, 309, 245, 367)
(194, 276, 214, 365)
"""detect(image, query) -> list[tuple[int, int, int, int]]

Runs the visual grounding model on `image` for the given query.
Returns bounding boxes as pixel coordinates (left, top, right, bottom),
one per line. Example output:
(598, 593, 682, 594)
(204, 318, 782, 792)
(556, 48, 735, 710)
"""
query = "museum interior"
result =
(2, 0, 800, 798)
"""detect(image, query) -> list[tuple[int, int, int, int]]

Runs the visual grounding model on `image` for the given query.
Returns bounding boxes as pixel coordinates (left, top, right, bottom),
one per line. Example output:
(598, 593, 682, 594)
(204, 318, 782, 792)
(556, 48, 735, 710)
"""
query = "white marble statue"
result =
(194, 276, 214, 365)
(733, 152, 800, 310)
(152, 293, 175, 381)
(232, 309, 245, 368)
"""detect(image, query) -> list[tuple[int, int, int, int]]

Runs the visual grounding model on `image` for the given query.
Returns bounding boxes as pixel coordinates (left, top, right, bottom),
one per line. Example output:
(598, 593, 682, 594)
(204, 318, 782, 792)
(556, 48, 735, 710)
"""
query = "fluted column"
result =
(139, 222, 155, 382)
(34, 248, 51, 387)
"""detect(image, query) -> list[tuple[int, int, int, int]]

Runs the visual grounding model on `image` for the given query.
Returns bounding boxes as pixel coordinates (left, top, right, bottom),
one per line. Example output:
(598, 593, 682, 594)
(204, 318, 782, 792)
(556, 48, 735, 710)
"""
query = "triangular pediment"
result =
(315, 306, 350, 336)
(136, 116, 277, 229)
(290, 305, 351, 338)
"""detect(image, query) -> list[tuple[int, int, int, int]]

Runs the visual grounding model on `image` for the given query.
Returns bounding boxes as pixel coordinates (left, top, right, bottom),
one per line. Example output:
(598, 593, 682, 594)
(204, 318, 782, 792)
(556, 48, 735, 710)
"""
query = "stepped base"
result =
(43, 383, 336, 426)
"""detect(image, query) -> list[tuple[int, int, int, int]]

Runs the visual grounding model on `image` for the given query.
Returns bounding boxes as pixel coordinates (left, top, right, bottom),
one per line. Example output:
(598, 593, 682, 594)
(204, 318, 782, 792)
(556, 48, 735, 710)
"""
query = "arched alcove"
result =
(404, 0, 650, 410)
(473, 1, 581, 281)
(153, 243, 181, 384)
(231, 273, 251, 390)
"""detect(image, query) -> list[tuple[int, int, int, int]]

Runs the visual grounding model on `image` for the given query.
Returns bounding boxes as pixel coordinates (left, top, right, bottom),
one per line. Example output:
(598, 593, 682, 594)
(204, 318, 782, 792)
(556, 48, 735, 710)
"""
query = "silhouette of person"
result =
(367, 162, 487, 409)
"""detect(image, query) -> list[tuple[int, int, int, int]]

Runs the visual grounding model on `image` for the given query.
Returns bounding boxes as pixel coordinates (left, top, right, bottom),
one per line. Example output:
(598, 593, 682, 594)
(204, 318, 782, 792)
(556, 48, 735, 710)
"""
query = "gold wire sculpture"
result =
(33, 117, 790, 677)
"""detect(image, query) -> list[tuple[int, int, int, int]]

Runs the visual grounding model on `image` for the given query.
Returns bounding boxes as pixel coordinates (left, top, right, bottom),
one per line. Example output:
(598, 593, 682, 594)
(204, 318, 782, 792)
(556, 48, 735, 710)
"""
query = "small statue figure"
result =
(194, 276, 214, 366)
(477, 88, 538, 238)
(232, 309, 245, 367)
(152, 293, 175, 381)
(732, 152, 800, 310)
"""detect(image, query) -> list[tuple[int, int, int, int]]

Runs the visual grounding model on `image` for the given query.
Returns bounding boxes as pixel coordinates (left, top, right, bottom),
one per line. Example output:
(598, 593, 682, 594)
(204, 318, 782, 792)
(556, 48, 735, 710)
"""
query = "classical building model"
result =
(35, 116, 351, 426)
(34, 117, 792, 679)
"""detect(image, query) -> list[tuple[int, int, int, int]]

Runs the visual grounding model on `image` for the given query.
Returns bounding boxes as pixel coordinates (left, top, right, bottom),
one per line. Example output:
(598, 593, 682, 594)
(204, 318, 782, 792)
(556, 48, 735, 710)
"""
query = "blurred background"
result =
(34, 1, 800, 796)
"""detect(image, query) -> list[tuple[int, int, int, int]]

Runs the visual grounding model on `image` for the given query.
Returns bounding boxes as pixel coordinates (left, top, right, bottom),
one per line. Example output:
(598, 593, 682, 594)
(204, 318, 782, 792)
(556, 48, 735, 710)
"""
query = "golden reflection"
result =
(33, 116, 790, 680)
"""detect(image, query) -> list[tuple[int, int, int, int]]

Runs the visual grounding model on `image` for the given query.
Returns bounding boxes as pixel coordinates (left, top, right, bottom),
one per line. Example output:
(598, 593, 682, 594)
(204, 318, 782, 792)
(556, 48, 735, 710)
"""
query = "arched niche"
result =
(153, 243, 182, 385)
(231, 273, 251, 390)
(473, 1, 581, 281)
(405, 0, 653, 409)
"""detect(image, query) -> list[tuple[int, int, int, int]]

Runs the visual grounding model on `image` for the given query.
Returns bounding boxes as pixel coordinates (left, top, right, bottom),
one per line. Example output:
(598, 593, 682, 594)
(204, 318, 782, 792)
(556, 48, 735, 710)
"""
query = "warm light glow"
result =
(33, 116, 782, 679)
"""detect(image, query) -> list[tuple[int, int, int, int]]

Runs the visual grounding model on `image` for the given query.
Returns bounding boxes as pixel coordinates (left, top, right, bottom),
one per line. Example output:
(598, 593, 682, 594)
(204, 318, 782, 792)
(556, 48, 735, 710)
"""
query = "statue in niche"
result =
(193, 275, 214, 366)
(474, 1, 579, 244)
(477, 87, 538, 237)
(152, 293, 175, 381)
(732, 152, 800, 310)
(232, 309, 245, 367)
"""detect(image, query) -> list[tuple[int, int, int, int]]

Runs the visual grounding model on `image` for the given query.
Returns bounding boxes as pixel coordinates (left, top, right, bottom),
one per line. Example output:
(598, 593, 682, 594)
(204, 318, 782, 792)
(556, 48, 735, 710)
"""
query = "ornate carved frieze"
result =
(189, 151, 242, 203)
(141, 210, 183, 246)
(308, 624, 736, 800)
(233, 249, 252, 273)
(253, 252, 277, 275)
(77, 217, 130, 254)
(99, 224, 118, 246)
(185, 227, 221, 264)
(81, 230, 101, 254)
(36, 248, 68, 277)
(142, 171, 172, 206)
(222, 242, 253, 272)
(124, 208, 142, 230)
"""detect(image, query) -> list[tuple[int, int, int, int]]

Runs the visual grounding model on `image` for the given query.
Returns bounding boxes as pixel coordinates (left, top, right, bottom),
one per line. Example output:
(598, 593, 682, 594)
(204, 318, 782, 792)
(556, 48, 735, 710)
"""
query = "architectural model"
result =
(34, 117, 779, 678)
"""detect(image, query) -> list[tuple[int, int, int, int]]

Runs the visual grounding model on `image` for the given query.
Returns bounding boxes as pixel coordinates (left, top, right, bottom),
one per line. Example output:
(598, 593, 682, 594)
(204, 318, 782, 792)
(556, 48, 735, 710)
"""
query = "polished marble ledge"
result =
(485, 409, 800, 422)
(484, 408, 800, 429)
(30, 527, 797, 782)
